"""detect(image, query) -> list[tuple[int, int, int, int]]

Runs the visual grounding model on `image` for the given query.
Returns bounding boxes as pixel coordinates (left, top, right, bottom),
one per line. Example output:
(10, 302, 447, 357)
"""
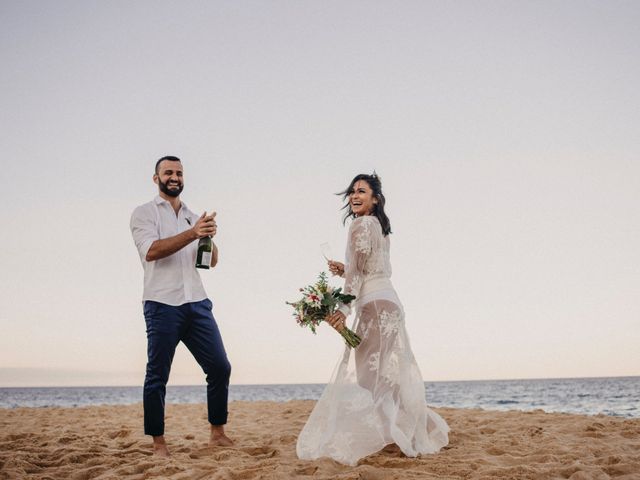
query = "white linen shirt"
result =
(130, 196, 207, 306)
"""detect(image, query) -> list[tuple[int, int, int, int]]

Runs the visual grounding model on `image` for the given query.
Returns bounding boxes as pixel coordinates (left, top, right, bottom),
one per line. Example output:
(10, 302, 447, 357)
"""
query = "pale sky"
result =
(1, 1, 639, 387)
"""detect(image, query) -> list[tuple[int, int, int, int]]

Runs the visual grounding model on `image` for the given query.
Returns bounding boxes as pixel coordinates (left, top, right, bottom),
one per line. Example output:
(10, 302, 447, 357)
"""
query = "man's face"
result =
(154, 160, 184, 198)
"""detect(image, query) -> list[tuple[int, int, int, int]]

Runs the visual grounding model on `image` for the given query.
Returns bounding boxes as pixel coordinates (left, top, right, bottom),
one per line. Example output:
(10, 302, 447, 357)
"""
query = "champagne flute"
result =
(320, 242, 332, 261)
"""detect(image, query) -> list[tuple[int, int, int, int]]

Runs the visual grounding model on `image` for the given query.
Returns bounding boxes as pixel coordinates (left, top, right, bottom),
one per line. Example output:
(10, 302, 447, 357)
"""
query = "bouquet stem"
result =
(340, 327, 362, 348)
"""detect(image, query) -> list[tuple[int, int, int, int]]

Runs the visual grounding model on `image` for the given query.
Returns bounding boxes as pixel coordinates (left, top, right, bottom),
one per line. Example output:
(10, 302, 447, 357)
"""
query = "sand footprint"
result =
(486, 446, 506, 456)
(189, 446, 236, 461)
(294, 464, 318, 475)
(107, 429, 131, 439)
(239, 445, 279, 459)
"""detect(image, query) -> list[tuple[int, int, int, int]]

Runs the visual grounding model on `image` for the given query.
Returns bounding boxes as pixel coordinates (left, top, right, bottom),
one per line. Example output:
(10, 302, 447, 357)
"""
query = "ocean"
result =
(1, 376, 638, 418)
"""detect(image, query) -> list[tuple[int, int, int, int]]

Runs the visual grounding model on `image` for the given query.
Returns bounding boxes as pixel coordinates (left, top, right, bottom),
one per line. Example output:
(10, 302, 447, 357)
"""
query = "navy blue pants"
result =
(143, 298, 231, 436)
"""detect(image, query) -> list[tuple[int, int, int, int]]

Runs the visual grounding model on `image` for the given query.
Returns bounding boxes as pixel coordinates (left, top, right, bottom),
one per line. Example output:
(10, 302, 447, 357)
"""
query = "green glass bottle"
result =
(196, 236, 212, 269)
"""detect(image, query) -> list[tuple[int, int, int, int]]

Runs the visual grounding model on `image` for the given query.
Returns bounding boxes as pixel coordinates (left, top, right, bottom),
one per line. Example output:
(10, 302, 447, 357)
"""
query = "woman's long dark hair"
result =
(339, 173, 392, 236)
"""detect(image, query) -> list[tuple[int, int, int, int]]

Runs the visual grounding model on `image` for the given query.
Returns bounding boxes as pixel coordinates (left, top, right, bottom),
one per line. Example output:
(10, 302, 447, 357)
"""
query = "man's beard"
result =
(159, 179, 184, 197)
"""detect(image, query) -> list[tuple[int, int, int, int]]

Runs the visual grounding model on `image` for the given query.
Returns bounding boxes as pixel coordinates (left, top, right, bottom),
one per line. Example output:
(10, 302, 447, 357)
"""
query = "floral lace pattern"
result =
(297, 216, 450, 466)
(367, 352, 380, 372)
(354, 218, 373, 255)
(380, 309, 401, 339)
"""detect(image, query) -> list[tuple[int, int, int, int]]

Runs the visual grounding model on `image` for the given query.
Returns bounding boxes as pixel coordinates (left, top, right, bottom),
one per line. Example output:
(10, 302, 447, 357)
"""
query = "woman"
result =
(296, 173, 449, 466)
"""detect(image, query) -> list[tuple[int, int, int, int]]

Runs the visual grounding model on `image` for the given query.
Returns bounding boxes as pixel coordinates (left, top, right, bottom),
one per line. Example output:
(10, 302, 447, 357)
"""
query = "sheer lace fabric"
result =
(297, 216, 449, 466)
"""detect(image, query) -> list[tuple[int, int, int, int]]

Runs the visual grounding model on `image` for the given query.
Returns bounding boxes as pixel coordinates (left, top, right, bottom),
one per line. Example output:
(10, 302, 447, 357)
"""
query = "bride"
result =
(296, 173, 450, 466)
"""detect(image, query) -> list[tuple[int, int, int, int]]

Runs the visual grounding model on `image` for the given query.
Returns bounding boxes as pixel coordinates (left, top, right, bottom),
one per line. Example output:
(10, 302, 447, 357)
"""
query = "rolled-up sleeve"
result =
(130, 205, 158, 262)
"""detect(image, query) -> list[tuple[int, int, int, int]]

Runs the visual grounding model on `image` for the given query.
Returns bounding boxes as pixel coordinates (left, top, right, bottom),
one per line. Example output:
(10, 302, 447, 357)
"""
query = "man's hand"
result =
(326, 310, 346, 332)
(193, 211, 217, 238)
(145, 211, 218, 262)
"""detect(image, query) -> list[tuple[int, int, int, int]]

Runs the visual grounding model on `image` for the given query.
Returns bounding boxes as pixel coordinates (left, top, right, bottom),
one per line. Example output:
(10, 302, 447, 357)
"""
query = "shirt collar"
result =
(154, 195, 188, 212)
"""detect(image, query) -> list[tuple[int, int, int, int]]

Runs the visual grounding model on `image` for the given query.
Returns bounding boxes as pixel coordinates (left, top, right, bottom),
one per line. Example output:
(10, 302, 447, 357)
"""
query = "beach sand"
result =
(1, 401, 639, 479)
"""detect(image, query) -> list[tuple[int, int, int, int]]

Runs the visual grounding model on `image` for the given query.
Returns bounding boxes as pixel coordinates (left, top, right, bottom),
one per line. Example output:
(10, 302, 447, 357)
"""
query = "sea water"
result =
(1, 376, 637, 418)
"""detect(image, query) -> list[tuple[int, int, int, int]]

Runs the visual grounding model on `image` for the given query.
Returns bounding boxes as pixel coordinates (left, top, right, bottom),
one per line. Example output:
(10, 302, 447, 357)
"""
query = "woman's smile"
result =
(350, 180, 376, 216)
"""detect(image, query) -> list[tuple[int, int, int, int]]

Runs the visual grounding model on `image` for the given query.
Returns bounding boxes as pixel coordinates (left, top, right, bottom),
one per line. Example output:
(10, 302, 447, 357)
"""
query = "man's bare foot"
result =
(209, 425, 234, 447)
(152, 435, 170, 457)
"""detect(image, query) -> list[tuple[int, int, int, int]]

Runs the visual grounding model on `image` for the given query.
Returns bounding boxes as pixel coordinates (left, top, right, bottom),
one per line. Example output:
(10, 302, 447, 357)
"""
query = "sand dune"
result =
(1, 401, 639, 479)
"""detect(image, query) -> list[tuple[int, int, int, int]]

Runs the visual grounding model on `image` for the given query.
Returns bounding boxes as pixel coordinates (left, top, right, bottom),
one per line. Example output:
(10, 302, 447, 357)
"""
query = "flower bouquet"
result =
(287, 272, 361, 348)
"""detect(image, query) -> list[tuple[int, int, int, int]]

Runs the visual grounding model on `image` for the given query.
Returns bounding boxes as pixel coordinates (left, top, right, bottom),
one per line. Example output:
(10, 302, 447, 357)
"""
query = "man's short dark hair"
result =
(155, 156, 181, 174)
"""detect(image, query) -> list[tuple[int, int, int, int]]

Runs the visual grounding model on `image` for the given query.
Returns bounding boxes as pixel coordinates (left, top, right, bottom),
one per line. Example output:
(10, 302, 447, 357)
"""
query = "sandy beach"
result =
(1, 400, 639, 479)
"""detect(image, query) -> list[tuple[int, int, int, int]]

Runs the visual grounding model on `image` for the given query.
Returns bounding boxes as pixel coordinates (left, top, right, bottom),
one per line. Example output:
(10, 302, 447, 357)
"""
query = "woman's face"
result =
(349, 180, 377, 216)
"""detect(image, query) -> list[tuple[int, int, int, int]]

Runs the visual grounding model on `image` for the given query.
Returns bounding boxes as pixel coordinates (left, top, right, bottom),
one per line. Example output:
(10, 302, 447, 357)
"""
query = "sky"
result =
(1, 0, 639, 387)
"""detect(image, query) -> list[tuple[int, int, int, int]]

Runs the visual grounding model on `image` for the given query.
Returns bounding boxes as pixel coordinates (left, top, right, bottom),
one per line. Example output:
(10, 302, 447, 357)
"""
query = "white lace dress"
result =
(296, 215, 450, 466)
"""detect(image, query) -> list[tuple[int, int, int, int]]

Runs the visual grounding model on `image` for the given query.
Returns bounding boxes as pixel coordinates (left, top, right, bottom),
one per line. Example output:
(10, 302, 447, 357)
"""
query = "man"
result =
(130, 155, 232, 457)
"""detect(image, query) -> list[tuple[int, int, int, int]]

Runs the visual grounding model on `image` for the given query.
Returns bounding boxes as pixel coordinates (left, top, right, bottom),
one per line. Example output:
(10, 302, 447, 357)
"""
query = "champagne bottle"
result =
(196, 236, 212, 269)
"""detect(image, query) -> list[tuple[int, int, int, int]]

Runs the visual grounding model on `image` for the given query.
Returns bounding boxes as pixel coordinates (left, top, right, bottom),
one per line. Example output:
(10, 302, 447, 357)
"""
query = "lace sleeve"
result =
(338, 216, 374, 317)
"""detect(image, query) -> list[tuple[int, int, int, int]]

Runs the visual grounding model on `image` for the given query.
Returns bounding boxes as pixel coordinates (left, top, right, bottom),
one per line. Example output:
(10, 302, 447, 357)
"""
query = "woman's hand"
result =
(326, 310, 346, 332)
(328, 260, 344, 276)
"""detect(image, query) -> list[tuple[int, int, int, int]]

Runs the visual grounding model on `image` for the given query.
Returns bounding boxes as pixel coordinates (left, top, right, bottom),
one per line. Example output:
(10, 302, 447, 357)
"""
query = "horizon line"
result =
(1, 374, 638, 389)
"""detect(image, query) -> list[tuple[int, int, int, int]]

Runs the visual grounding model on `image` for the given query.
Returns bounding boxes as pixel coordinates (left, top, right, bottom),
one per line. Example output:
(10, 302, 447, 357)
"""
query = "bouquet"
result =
(287, 272, 362, 348)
